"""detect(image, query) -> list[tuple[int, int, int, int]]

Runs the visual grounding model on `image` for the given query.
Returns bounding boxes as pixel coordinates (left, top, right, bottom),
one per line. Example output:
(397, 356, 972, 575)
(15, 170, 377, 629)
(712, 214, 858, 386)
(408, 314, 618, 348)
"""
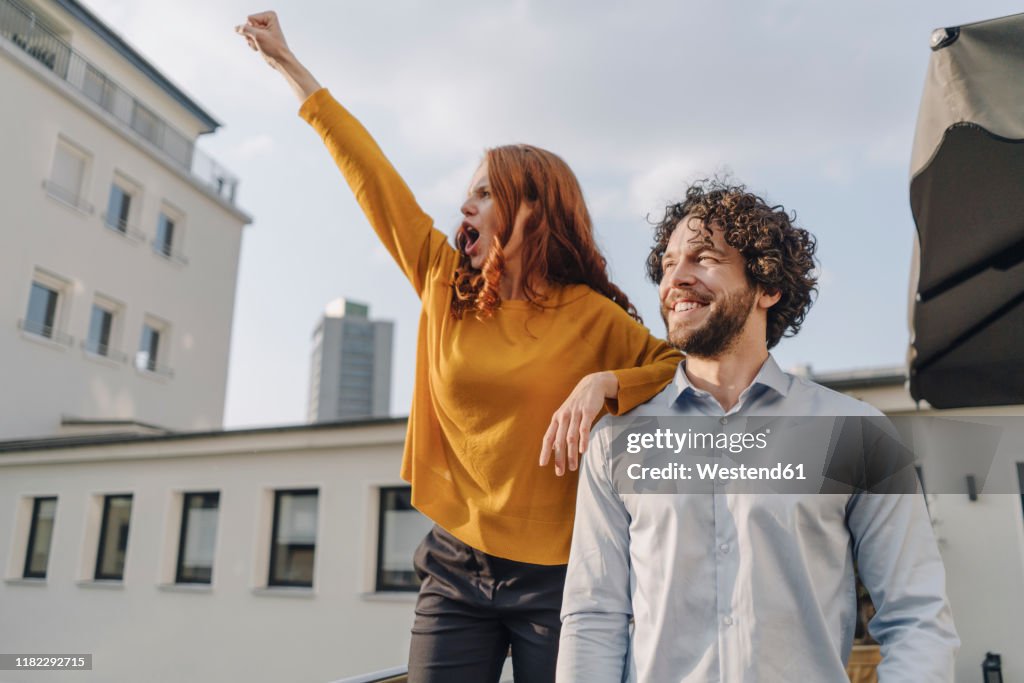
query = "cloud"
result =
(86, 0, 930, 181)
(368, 246, 390, 268)
(821, 158, 851, 184)
(230, 134, 275, 162)
(414, 157, 481, 228)
(626, 155, 733, 220)
(865, 132, 913, 167)
(814, 265, 836, 289)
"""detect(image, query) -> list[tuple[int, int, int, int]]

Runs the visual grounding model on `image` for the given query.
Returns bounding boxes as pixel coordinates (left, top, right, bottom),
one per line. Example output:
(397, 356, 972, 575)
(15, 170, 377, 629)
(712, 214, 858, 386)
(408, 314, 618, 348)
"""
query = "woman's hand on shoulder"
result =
(539, 371, 618, 476)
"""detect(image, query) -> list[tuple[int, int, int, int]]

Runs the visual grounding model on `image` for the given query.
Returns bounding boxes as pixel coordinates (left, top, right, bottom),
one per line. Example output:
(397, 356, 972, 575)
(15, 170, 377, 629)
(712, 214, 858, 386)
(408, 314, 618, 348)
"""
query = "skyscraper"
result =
(308, 298, 393, 421)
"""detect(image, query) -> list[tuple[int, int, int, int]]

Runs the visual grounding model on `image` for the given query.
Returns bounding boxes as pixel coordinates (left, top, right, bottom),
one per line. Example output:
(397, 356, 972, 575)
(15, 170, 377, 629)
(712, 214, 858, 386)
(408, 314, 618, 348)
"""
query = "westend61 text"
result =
(627, 462, 806, 481)
(625, 428, 770, 455)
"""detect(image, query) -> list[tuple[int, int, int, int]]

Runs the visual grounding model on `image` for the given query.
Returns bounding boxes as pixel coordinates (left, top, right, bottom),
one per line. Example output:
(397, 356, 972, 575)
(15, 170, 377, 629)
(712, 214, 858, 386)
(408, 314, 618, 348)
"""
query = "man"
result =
(556, 181, 958, 682)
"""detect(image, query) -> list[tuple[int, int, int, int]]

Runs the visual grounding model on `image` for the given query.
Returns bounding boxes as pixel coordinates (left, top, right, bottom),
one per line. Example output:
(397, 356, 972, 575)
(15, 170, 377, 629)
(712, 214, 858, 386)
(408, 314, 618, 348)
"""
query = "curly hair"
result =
(452, 144, 639, 322)
(646, 179, 817, 348)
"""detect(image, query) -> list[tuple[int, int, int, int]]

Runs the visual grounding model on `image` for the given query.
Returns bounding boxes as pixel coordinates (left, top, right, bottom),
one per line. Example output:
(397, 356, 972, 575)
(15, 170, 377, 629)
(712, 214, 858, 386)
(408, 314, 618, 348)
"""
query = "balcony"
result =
(81, 338, 129, 364)
(151, 237, 189, 266)
(0, 0, 239, 204)
(134, 352, 175, 379)
(17, 317, 73, 346)
(102, 211, 147, 243)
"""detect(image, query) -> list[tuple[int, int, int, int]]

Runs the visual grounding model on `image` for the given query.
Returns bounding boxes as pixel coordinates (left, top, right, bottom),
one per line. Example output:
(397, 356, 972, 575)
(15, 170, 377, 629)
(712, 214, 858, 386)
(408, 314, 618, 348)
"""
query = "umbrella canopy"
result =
(908, 12, 1024, 408)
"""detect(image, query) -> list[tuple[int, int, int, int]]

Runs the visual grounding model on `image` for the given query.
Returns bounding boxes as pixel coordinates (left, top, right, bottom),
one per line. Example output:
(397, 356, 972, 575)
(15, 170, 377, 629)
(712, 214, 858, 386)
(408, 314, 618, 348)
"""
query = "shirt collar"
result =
(669, 354, 791, 408)
(750, 355, 791, 398)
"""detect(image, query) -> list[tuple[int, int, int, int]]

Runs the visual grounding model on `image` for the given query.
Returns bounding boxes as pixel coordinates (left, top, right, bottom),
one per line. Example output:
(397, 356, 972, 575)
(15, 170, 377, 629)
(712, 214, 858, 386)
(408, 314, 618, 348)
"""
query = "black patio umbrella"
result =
(908, 12, 1024, 408)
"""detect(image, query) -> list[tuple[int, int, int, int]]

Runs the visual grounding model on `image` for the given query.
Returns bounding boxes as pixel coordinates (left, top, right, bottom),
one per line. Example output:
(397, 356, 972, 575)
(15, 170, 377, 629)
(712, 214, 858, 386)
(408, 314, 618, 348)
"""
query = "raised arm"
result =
(236, 11, 455, 296)
(236, 11, 321, 101)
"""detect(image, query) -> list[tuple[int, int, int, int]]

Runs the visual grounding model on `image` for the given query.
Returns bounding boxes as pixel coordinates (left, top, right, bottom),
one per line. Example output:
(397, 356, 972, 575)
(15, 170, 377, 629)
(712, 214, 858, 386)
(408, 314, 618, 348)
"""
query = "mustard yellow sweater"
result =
(300, 89, 680, 564)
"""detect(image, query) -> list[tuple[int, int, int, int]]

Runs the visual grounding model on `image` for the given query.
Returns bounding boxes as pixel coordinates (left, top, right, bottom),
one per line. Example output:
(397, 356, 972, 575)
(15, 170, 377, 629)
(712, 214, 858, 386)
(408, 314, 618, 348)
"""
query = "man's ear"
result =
(757, 287, 782, 310)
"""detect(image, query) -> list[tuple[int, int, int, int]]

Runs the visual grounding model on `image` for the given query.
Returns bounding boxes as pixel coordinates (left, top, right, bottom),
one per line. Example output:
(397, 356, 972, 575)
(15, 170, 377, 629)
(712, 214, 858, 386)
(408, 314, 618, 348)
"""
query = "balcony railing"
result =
(102, 213, 147, 242)
(81, 339, 129, 364)
(0, 0, 239, 204)
(41, 179, 93, 213)
(18, 317, 73, 346)
(151, 238, 189, 265)
(134, 352, 175, 378)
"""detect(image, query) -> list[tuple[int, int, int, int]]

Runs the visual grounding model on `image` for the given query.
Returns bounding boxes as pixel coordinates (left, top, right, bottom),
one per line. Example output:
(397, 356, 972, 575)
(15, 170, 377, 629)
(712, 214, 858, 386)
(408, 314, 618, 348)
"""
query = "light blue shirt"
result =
(558, 356, 958, 682)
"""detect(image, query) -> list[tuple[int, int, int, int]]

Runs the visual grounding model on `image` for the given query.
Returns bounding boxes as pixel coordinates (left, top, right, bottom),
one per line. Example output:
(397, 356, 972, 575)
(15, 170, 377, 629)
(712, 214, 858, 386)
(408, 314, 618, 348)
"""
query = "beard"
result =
(662, 285, 757, 358)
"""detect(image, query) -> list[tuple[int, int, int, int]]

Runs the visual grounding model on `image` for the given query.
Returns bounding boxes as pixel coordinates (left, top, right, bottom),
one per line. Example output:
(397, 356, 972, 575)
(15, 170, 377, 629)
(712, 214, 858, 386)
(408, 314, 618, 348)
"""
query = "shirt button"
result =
(723, 616, 733, 626)
(720, 417, 728, 425)
(719, 543, 729, 553)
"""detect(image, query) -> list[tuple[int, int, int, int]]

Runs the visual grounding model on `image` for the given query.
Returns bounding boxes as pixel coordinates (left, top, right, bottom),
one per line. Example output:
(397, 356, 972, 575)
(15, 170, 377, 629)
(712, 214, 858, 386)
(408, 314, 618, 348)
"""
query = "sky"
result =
(79, 0, 1022, 428)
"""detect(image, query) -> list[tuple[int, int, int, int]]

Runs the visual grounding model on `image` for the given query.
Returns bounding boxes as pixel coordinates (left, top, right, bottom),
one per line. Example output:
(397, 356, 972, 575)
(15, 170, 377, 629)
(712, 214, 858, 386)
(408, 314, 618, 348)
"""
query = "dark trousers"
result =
(407, 525, 568, 683)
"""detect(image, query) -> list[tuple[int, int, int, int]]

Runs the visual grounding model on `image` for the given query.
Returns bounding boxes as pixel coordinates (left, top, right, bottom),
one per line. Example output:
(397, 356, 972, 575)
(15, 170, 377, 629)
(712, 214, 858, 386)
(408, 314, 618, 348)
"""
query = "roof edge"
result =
(812, 367, 907, 391)
(53, 0, 221, 132)
(0, 416, 408, 454)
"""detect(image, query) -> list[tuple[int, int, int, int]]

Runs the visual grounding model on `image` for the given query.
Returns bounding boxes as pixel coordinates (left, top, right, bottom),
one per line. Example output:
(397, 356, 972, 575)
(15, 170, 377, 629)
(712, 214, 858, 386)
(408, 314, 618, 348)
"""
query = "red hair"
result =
(451, 144, 639, 322)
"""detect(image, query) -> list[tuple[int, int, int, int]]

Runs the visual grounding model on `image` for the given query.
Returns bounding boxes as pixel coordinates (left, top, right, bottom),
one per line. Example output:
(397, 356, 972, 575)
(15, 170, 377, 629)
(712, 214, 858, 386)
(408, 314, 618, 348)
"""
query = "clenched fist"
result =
(235, 10, 321, 101)
(236, 11, 292, 69)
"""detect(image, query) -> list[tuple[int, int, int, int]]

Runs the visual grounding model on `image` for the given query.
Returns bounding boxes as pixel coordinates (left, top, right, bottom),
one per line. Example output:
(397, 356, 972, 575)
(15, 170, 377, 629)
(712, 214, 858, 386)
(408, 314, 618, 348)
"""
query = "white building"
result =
(0, 370, 1022, 682)
(0, 0, 251, 439)
(812, 368, 1024, 682)
(308, 299, 393, 422)
(0, 418, 428, 683)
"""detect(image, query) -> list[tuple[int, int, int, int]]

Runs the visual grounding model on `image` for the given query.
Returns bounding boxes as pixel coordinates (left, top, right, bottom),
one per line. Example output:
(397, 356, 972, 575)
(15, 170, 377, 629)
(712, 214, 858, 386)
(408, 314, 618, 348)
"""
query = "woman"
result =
(237, 12, 680, 681)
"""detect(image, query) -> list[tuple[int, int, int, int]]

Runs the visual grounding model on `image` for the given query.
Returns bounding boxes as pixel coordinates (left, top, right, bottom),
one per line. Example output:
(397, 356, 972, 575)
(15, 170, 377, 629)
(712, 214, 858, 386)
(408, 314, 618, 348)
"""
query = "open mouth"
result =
(457, 223, 481, 255)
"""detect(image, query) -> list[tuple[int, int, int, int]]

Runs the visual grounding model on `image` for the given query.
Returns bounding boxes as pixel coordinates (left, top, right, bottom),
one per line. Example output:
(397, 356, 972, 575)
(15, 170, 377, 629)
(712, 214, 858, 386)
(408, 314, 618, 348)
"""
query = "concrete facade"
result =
(811, 368, 1024, 682)
(0, 0, 250, 439)
(0, 419, 420, 683)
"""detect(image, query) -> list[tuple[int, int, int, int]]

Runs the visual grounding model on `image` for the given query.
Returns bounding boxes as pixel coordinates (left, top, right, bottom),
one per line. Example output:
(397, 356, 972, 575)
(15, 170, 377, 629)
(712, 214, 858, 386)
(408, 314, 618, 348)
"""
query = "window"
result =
(131, 102, 161, 146)
(86, 304, 113, 356)
(21, 270, 72, 345)
(82, 65, 115, 112)
(137, 324, 160, 371)
(95, 495, 132, 580)
(153, 205, 186, 264)
(104, 183, 132, 233)
(136, 318, 170, 376)
(24, 282, 59, 339)
(268, 490, 318, 587)
(176, 493, 220, 584)
(23, 497, 57, 579)
(155, 213, 175, 256)
(47, 138, 90, 210)
(163, 129, 193, 168)
(376, 487, 432, 591)
(83, 295, 124, 361)
(135, 317, 171, 376)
